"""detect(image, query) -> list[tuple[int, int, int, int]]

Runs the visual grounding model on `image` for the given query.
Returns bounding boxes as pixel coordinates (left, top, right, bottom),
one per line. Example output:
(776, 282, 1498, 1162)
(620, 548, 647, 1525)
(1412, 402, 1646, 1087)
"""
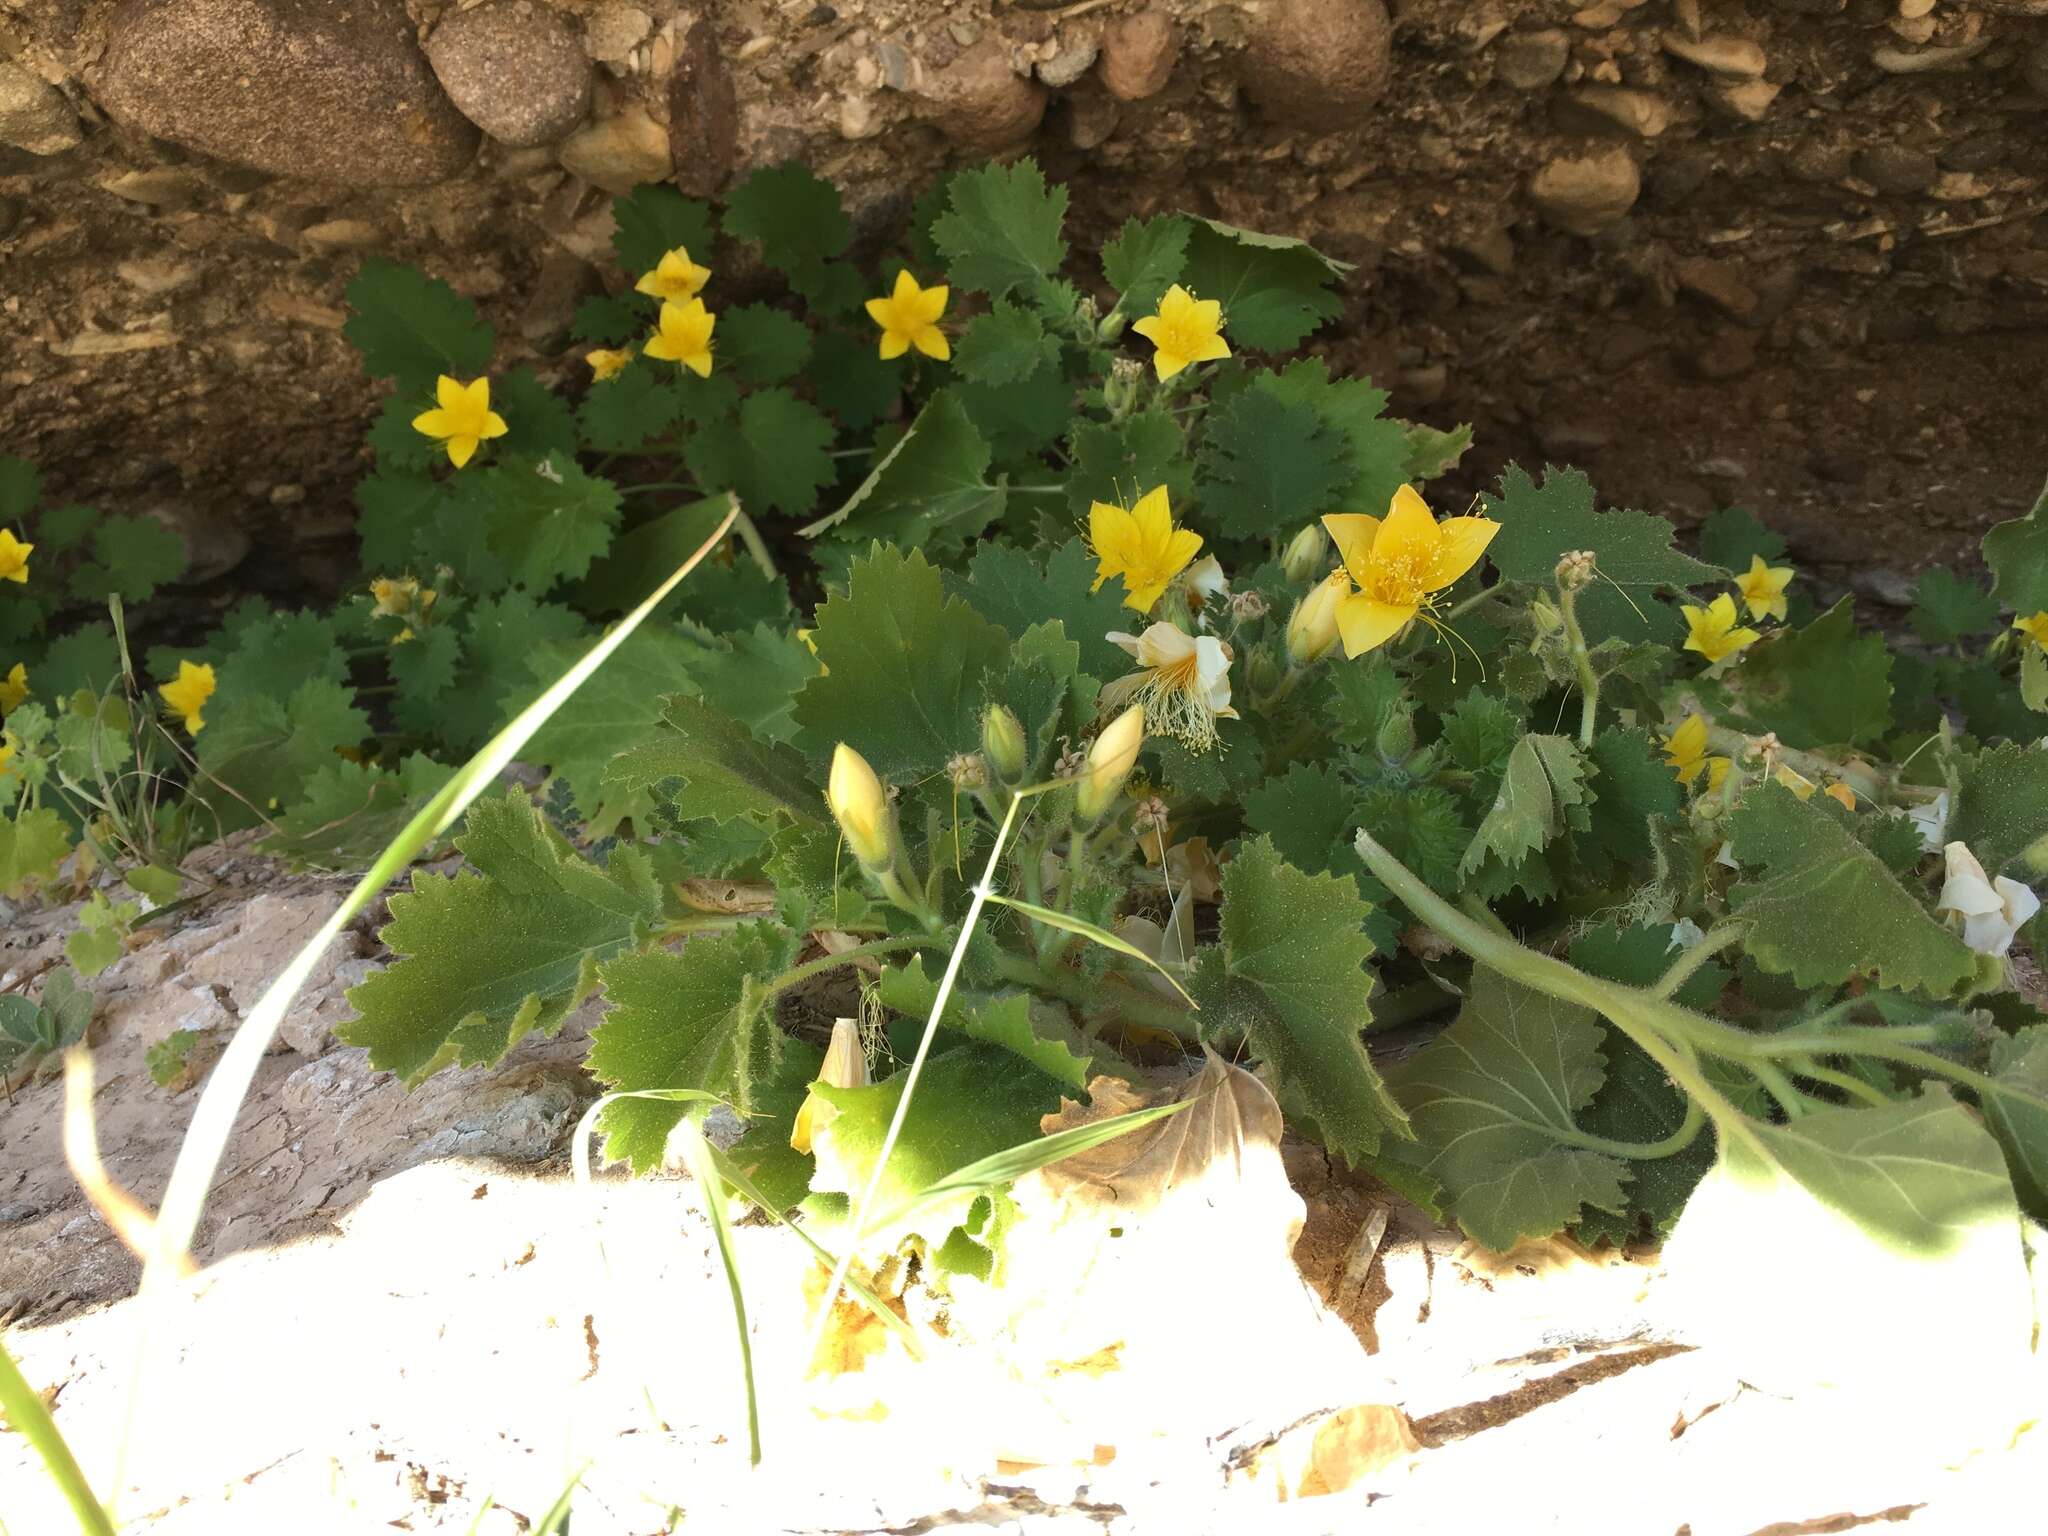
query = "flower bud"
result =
(790, 1017, 871, 1154)
(1282, 524, 1329, 586)
(982, 704, 1027, 785)
(827, 743, 894, 872)
(1529, 593, 1564, 639)
(1554, 549, 1596, 591)
(1285, 573, 1346, 666)
(1096, 307, 1127, 343)
(1376, 707, 1417, 765)
(1075, 705, 1144, 823)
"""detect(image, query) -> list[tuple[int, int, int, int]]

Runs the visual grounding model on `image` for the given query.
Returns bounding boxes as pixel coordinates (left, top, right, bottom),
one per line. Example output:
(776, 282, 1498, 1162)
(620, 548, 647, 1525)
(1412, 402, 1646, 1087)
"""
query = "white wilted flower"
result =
(1937, 841, 2041, 958)
(1906, 791, 1949, 855)
(1100, 622, 1237, 752)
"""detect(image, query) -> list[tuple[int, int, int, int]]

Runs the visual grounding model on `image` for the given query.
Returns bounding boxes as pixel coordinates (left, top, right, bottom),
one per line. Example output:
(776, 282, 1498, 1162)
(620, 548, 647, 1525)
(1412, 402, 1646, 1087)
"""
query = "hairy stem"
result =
(1653, 923, 1746, 999)
(768, 936, 942, 997)
(1556, 579, 1601, 750)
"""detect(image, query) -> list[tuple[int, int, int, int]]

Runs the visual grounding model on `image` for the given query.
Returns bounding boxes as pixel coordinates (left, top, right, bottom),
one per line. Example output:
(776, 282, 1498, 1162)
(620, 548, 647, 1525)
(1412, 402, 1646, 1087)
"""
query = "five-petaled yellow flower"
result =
(1681, 592, 1762, 665)
(2014, 612, 2048, 651)
(644, 298, 716, 377)
(1319, 486, 1501, 658)
(586, 347, 632, 381)
(1089, 485, 1203, 614)
(865, 271, 950, 361)
(1736, 554, 1794, 623)
(0, 528, 32, 584)
(412, 376, 508, 469)
(1660, 714, 1730, 795)
(0, 663, 25, 714)
(159, 660, 216, 736)
(1132, 284, 1230, 381)
(635, 247, 712, 303)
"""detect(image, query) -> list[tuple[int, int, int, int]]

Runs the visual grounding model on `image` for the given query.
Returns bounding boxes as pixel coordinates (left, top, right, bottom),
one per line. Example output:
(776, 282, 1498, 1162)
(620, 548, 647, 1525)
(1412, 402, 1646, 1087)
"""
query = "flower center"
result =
(1365, 552, 1432, 608)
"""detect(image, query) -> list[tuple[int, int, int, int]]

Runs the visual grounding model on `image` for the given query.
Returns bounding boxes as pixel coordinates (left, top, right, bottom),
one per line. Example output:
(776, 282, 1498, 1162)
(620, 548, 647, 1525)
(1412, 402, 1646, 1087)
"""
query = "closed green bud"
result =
(1075, 705, 1145, 823)
(1097, 308, 1128, 343)
(1282, 523, 1329, 585)
(982, 704, 1027, 785)
(1376, 708, 1417, 764)
(1248, 648, 1283, 696)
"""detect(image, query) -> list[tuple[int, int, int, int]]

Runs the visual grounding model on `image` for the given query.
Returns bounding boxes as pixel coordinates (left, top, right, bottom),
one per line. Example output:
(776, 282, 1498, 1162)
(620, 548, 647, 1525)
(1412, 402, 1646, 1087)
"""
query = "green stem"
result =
(1365, 978, 1460, 1033)
(1442, 585, 1501, 622)
(1751, 1059, 1809, 1119)
(990, 950, 1201, 1041)
(1790, 1062, 1895, 1109)
(1575, 1096, 1707, 1161)
(1791, 1039, 2008, 1102)
(1557, 580, 1601, 750)
(1653, 923, 1746, 999)
(730, 510, 778, 581)
(1716, 1023, 1946, 1059)
(0, 1338, 116, 1536)
(1701, 724, 1887, 801)
(767, 936, 939, 996)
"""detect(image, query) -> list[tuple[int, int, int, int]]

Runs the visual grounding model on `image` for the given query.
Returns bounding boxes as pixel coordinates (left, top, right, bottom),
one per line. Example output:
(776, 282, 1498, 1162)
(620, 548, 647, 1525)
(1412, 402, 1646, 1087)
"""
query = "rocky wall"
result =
(1, 0, 2046, 610)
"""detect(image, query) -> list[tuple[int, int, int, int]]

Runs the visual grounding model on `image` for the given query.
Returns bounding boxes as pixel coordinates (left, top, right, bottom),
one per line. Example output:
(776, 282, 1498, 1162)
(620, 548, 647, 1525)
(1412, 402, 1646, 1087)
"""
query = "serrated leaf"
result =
(1858, 811, 1929, 876)
(1189, 835, 1404, 1164)
(1728, 781, 1983, 999)
(590, 922, 798, 1170)
(1384, 966, 1629, 1250)
(1909, 567, 1999, 646)
(80, 514, 184, 603)
(1179, 217, 1348, 352)
(1440, 690, 1523, 775)
(0, 808, 71, 897)
(719, 303, 813, 386)
(342, 259, 494, 390)
(952, 302, 1057, 387)
(457, 454, 623, 594)
(1197, 386, 1351, 539)
(1254, 361, 1412, 517)
(955, 368, 1073, 461)
(793, 544, 1009, 777)
(0, 456, 40, 523)
(1065, 410, 1194, 518)
(1324, 658, 1407, 751)
(489, 367, 580, 465)
(693, 623, 817, 744)
(685, 388, 835, 518)
(436, 592, 585, 750)
(578, 362, 685, 453)
(761, 821, 874, 933)
(1102, 214, 1189, 315)
(802, 391, 999, 550)
(931, 159, 1069, 305)
(1243, 762, 1366, 878)
(993, 619, 1099, 782)
(1586, 727, 1683, 869)
(1696, 505, 1786, 572)
(878, 957, 1091, 1089)
(1403, 421, 1473, 483)
(722, 162, 850, 272)
(340, 790, 663, 1083)
(1460, 733, 1589, 878)
(963, 539, 1130, 683)
(810, 328, 901, 432)
(1948, 742, 2048, 875)
(610, 185, 715, 276)
(1735, 598, 1892, 751)
(571, 293, 642, 345)
(196, 679, 368, 825)
(32, 626, 120, 701)
(1984, 1025, 2048, 1219)
(259, 754, 458, 873)
(1981, 478, 2048, 616)
(1356, 784, 1469, 892)
(607, 694, 820, 829)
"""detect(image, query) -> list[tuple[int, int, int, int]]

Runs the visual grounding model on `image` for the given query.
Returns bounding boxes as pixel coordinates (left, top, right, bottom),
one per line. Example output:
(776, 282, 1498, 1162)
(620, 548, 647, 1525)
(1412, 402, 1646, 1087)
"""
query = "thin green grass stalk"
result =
(533, 1464, 587, 1535)
(983, 892, 1199, 1006)
(674, 1120, 760, 1463)
(101, 499, 740, 1510)
(0, 1340, 114, 1536)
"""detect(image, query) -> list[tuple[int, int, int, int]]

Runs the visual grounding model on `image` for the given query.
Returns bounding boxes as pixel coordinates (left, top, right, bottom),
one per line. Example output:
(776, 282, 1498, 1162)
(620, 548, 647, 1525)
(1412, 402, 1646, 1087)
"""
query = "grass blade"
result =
(0, 1340, 115, 1536)
(985, 891, 1199, 1007)
(673, 1120, 761, 1464)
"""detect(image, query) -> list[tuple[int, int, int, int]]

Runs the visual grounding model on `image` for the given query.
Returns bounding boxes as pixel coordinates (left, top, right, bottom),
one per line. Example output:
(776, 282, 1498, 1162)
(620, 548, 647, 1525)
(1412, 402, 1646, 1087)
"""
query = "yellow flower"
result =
(1680, 592, 1762, 664)
(864, 270, 950, 361)
(1088, 485, 1203, 614)
(0, 740, 12, 777)
(0, 663, 25, 713)
(644, 298, 716, 377)
(2013, 612, 2048, 651)
(790, 1017, 869, 1154)
(1737, 554, 1794, 623)
(1285, 570, 1347, 666)
(634, 246, 712, 303)
(1660, 714, 1730, 794)
(1132, 283, 1230, 380)
(0, 528, 32, 584)
(1320, 485, 1501, 658)
(411, 375, 508, 469)
(1824, 781, 1858, 811)
(159, 660, 216, 736)
(586, 347, 633, 381)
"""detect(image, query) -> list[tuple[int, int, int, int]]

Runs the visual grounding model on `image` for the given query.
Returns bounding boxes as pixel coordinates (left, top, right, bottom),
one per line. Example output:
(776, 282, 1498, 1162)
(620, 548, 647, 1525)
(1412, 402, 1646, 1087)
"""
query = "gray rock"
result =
(1662, 30, 1768, 79)
(1495, 29, 1570, 90)
(1527, 149, 1640, 236)
(0, 61, 81, 155)
(426, 0, 593, 149)
(557, 105, 670, 194)
(1237, 0, 1391, 131)
(95, 0, 479, 186)
(582, 4, 650, 65)
(1038, 38, 1100, 89)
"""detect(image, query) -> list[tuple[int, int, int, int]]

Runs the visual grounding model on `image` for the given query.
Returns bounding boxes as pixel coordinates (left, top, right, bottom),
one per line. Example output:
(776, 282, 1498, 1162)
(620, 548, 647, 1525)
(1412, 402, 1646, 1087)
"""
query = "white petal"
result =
(1996, 875, 2041, 933)
(1962, 910, 2018, 957)
(1134, 621, 1197, 667)
(1106, 629, 1144, 659)
(1908, 793, 1949, 854)
(1669, 918, 1707, 952)
(1182, 555, 1228, 598)
(1939, 842, 2002, 918)
(1714, 841, 1738, 870)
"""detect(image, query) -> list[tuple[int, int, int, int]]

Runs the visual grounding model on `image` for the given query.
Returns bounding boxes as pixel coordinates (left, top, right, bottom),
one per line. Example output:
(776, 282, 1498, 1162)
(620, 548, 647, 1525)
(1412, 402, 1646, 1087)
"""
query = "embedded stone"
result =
(558, 104, 670, 194)
(915, 37, 1047, 154)
(95, 0, 479, 186)
(1494, 28, 1571, 90)
(1662, 30, 1768, 79)
(0, 61, 81, 155)
(425, 0, 594, 149)
(1237, 0, 1391, 131)
(1099, 11, 1178, 101)
(1527, 148, 1640, 236)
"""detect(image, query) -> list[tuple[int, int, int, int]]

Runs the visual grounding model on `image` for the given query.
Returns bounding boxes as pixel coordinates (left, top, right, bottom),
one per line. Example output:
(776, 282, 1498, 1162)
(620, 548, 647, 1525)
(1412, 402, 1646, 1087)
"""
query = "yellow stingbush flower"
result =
(1132, 283, 1229, 380)
(1320, 486, 1501, 658)
(1285, 570, 1348, 666)
(1737, 554, 1795, 622)
(1680, 592, 1762, 664)
(634, 246, 711, 303)
(1076, 705, 1145, 823)
(0, 528, 33, 584)
(159, 660, 216, 736)
(1099, 622, 1238, 752)
(1824, 781, 1858, 811)
(827, 743, 894, 871)
(2013, 612, 2048, 651)
(0, 663, 26, 713)
(586, 347, 632, 381)
(1660, 714, 1730, 794)
(411, 375, 508, 469)
(864, 270, 950, 361)
(644, 298, 716, 377)
(1089, 485, 1202, 614)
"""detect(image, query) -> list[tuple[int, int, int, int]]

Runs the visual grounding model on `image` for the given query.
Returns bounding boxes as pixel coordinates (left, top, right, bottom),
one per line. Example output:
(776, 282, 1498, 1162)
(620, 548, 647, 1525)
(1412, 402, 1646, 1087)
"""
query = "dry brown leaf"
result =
(1248, 1403, 1421, 1500)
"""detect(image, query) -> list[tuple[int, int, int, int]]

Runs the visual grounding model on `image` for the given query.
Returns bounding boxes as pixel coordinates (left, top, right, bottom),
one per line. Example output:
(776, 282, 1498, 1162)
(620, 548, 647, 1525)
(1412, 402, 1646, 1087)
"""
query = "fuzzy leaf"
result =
(0, 456, 40, 523)
(1384, 966, 1630, 1251)
(878, 958, 1092, 1089)
(1178, 217, 1348, 352)
(1586, 727, 1683, 869)
(804, 391, 999, 550)
(1198, 387, 1351, 539)
(340, 791, 662, 1083)
(1948, 742, 2048, 875)
(1254, 361, 1412, 518)
(718, 304, 813, 387)
(810, 329, 901, 432)
(1356, 784, 1469, 893)
(1728, 782, 1984, 999)
(607, 694, 820, 829)
(196, 679, 368, 825)
(1189, 835, 1404, 1165)
(434, 593, 584, 751)
(963, 538, 1131, 684)
(685, 388, 835, 518)
(1101, 214, 1189, 315)
(1065, 410, 1194, 518)
(610, 185, 716, 276)
(1695, 506, 1785, 571)
(1460, 734, 1590, 878)
(1981, 479, 2048, 616)
(1985, 1025, 2048, 1219)
(259, 754, 457, 872)
(1243, 762, 1366, 879)
(723, 162, 850, 270)
(74, 515, 185, 604)
(793, 545, 1010, 777)
(342, 259, 494, 390)
(931, 159, 1069, 305)
(1910, 567, 2000, 646)
(0, 808, 71, 898)
(1404, 421, 1474, 483)
(456, 454, 623, 594)
(952, 302, 1057, 387)
(692, 623, 818, 744)
(1737, 599, 1892, 750)
(578, 363, 685, 453)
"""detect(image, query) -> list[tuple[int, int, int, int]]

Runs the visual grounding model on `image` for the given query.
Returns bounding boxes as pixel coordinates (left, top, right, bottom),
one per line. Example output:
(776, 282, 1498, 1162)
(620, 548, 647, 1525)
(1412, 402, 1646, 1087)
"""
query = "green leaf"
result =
(0, 808, 71, 898)
(577, 492, 734, 613)
(1459, 734, 1590, 878)
(721, 162, 850, 272)
(1189, 835, 1405, 1165)
(1065, 410, 1194, 519)
(1324, 657, 1407, 751)
(963, 538, 1130, 684)
(1243, 762, 1365, 878)
(1179, 217, 1349, 352)
(1198, 387, 1352, 540)
(339, 790, 662, 1083)
(1728, 781, 1984, 999)
(610, 185, 715, 275)
(81, 515, 185, 603)
(1384, 966, 1629, 1250)
(1403, 421, 1473, 484)
(692, 623, 817, 744)
(803, 391, 999, 550)
(1356, 784, 1469, 892)
(718, 304, 813, 387)
(1102, 214, 1189, 316)
(811, 329, 901, 432)
(571, 293, 642, 345)
(952, 302, 1057, 387)
(1696, 506, 1785, 572)
(793, 544, 1010, 777)
(37, 968, 92, 1048)
(878, 957, 1092, 1089)
(1909, 568, 2000, 646)
(66, 891, 137, 978)
(489, 367, 581, 465)
(931, 159, 1069, 305)
(1440, 690, 1523, 776)
(259, 754, 458, 872)
(1254, 361, 1412, 518)
(685, 388, 835, 518)
(761, 821, 875, 933)
(1484, 466, 1722, 644)
(1949, 742, 2048, 875)
(196, 679, 368, 824)
(1984, 1025, 2048, 1219)
(1982, 479, 2048, 616)
(2024, 645, 2048, 716)
(457, 454, 623, 594)
(342, 259, 494, 390)
(1736, 598, 1892, 750)
(607, 694, 821, 829)
(1585, 727, 1683, 869)
(578, 363, 684, 454)
(0, 456, 40, 523)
